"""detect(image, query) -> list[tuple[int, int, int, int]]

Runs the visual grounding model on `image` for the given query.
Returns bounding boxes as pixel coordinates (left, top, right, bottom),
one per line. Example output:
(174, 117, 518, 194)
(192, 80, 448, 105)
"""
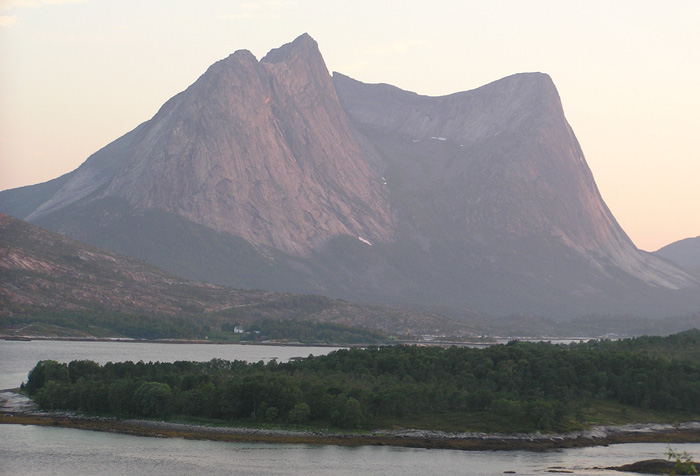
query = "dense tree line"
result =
(242, 319, 388, 344)
(24, 337, 700, 432)
(2, 310, 201, 339)
(578, 329, 700, 364)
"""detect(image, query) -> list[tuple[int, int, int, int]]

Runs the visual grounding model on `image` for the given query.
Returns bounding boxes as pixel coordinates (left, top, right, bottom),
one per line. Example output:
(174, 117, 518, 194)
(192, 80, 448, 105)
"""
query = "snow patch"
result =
(358, 237, 372, 246)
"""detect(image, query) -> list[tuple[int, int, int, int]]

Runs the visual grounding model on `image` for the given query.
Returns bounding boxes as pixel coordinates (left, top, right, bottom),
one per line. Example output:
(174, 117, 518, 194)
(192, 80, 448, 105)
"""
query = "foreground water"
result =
(1, 340, 698, 475)
(1, 424, 698, 476)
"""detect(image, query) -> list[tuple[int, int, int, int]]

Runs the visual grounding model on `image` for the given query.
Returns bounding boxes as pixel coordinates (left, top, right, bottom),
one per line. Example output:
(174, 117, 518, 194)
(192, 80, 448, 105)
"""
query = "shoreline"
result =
(2, 335, 496, 347)
(2, 392, 699, 451)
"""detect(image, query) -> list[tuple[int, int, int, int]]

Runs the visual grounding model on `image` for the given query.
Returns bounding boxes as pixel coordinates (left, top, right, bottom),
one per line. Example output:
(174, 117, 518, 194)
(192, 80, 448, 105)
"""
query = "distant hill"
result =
(2, 34, 698, 318)
(0, 213, 470, 338)
(655, 236, 700, 279)
(0, 213, 277, 316)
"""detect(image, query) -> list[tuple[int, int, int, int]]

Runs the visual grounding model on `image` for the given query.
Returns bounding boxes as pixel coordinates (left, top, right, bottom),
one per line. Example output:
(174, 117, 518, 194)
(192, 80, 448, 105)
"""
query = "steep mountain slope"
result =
(656, 236, 700, 279)
(1, 34, 698, 318)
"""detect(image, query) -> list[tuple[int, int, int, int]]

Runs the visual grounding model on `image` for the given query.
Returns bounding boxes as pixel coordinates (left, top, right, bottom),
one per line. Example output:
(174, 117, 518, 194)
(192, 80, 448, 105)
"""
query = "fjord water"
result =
(2, 340, 699, 475)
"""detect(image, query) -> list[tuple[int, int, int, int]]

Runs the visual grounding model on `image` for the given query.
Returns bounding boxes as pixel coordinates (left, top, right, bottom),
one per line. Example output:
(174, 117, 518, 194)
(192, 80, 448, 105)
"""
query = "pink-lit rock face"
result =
(98, 34, 394, 256)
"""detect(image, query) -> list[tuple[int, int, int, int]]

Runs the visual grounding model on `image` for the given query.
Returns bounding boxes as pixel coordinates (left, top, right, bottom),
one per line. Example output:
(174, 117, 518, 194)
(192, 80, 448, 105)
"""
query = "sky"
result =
(1, 1, 698, 252)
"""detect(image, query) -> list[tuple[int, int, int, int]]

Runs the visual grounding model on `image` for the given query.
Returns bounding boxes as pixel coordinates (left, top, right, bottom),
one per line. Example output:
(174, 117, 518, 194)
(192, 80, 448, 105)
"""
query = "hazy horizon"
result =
(1, 0, 698, 251)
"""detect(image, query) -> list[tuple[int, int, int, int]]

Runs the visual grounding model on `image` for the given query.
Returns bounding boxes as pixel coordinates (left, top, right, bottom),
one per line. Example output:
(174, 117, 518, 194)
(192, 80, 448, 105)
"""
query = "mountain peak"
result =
(225, 48, 258, 64)
(84, 33, 393, 256)
(261, 33, 319, 64)
(260, 33, 330, 97)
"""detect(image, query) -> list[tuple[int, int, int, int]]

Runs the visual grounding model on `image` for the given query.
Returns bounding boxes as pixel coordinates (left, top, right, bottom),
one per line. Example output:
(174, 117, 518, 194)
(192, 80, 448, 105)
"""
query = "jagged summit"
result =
(2, 34, 698, 318)
(261, 32, 318, 63)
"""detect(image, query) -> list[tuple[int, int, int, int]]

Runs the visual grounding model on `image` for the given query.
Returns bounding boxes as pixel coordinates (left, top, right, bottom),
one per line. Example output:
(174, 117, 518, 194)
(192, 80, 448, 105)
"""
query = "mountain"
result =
(1, 34, 698, 318)
(655, 236, 700, 279)
(18, 34, 392, 258)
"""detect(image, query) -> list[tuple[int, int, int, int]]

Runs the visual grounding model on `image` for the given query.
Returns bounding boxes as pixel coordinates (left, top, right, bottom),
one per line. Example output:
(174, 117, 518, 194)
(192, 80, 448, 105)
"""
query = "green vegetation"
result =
(581, 329, 700, 364)
(24, 333, 700, 433)
(1, 310, 201, 340)
(668, 447, 699, 475)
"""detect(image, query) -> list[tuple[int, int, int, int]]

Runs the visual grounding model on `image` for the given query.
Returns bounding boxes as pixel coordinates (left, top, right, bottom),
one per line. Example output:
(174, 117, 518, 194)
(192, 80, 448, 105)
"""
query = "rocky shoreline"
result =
(2, 390, 700, 451)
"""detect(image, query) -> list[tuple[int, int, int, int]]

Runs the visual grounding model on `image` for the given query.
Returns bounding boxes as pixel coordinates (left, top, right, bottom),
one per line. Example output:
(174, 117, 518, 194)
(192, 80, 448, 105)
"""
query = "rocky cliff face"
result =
(2, 34, 698, 318)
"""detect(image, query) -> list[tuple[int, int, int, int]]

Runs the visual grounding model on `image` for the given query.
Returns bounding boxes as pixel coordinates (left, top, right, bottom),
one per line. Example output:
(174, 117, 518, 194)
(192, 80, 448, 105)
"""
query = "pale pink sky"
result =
(1, 0, 698, 251)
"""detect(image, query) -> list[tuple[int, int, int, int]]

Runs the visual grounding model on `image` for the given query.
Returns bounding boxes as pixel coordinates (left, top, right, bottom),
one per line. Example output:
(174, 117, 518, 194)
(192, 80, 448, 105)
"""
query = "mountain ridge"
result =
(655, 236, 700, 279)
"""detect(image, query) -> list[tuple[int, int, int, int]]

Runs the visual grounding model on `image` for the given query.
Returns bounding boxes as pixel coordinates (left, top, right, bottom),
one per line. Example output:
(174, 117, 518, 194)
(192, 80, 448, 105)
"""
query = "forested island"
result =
(21, 331, 700, 435)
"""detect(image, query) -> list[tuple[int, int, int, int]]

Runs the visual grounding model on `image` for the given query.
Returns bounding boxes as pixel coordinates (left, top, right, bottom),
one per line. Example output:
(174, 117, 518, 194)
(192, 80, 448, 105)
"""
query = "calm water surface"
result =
(1, 425, 698, 476)
(1, 340, 698, 475)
